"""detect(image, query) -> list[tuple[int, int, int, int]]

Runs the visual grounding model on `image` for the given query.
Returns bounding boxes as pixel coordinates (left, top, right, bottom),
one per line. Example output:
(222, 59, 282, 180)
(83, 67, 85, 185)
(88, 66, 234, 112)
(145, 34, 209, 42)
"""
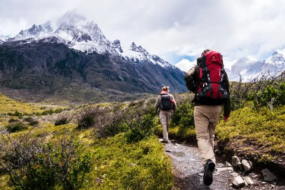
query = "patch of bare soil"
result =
(163, 139, 285, 190)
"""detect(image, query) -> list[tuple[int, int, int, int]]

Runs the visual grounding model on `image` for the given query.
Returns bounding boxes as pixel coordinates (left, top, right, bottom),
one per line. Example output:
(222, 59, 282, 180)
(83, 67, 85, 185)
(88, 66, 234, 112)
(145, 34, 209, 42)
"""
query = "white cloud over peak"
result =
(175, 59, 196, 72)
(223, 58, 237, 71)
(1, 0, 285, 64)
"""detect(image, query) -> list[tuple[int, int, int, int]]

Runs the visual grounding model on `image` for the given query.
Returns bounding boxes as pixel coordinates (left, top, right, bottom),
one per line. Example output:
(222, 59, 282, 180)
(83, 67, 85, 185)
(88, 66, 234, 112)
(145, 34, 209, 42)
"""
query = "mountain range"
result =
(225, 51, 285, 81)
(0, 13, 187, 102)
(176, 51, 285, 82)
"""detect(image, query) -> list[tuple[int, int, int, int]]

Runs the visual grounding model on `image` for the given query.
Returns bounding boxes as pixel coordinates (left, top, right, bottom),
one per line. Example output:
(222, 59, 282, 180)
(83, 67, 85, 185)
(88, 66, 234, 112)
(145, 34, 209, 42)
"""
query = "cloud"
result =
(1, 0, 285, 64)
(223, 57, 237, 71)
(175, 59, 196, 72)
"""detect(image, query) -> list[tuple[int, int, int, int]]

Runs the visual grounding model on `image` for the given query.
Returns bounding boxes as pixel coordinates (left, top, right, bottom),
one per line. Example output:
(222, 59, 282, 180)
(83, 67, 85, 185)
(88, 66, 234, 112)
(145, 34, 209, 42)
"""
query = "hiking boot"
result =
(203, 159, 215, 186)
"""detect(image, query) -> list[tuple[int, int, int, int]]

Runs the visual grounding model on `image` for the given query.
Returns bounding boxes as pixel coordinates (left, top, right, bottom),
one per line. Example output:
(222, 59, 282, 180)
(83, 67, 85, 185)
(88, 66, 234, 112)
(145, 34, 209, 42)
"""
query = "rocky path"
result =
(162, 140, 285, 190)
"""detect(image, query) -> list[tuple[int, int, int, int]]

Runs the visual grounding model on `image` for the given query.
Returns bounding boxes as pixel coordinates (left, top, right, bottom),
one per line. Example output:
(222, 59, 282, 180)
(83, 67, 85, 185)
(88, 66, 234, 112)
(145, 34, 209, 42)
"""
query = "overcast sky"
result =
(1, 0, 285, 71)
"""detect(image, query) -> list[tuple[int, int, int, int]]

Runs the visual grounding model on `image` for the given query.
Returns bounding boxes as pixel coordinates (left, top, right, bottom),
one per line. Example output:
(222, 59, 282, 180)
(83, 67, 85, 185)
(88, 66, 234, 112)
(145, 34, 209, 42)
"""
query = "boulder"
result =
(226, 161, 232, 167)
(216, 167, 233, 172)
(232, 156, 241, 167)
(241, 159, 252, 171)
(231, 172, 239, 177)
(232, 176, 245, 188)
(262, 169, 276, 182)
(243, 176, 254, 185)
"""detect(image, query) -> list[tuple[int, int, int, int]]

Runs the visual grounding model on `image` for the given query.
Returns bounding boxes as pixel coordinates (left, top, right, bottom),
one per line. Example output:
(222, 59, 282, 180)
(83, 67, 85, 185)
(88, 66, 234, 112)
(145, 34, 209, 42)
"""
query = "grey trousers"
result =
(159, 110, 173, 141)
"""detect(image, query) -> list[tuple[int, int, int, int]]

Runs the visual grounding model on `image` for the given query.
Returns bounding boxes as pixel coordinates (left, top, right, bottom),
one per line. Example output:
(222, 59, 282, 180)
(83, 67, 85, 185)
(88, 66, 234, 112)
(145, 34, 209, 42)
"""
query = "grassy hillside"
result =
(0, 95, 173, 190)
(1, 75, 285, 189)
(216, 103, 285, 162)
(0, 93, 45, 114)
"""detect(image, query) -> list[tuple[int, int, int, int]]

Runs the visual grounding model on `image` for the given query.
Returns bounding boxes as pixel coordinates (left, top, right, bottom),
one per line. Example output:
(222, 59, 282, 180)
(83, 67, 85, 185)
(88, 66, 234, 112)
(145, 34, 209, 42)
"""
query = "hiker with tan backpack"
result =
(184, 49, 231, 186)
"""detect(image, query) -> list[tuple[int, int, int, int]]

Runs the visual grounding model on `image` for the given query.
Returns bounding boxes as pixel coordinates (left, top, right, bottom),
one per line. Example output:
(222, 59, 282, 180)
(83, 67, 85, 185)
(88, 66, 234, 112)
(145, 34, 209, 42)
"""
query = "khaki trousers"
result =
(194, 105, 222, 165)
(159, 110, 172, 141)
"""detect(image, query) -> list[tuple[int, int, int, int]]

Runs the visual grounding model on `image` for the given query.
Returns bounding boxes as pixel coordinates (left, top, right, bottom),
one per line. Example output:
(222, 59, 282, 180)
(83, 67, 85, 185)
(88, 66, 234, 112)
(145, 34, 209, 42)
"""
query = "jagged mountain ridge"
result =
(0, 35, 9, 44)
(227, 50, 285, 81)
(0, 13, 187, 102)
(4, 12, 172, 68)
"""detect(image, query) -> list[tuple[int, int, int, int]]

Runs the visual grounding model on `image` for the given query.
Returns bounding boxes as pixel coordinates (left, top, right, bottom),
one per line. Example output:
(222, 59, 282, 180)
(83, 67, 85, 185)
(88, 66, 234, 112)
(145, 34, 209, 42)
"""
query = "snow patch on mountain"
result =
(0, 34, 9, 44)
(228, 51, 285, 81)
(119, 42, 172, 67)
(54, 12, 115, 54)
(11, 21, 53, 41)
(265, 51, 285, 66)
(3, 12, 173, 68)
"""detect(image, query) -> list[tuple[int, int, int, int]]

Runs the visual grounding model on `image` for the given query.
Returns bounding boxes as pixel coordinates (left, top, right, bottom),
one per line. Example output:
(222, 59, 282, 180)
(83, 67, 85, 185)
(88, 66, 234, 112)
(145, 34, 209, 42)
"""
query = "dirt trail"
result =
(163, 140, 285, 190)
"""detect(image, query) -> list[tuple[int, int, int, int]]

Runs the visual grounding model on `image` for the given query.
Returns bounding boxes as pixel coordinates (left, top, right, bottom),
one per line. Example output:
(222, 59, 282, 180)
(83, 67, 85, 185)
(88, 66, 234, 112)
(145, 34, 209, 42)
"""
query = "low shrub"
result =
(77, 107, 105, 129)
(0, 133, 93, 190)
(23, 117, 39, 126)
(5, 122, 27, 133)
(163, 95, 196, 141)
(55, 113, 72, 126)
(126, 110, 156, 143)
(8, 110, 23, 118)
(252, 82, 285, 108)
(54, 108, 64, 114)
(41, 109, 54, 115)
(29, 120, 39, 126)
(8, 118, 19, 123)
(94, 103, 157, 141)
(97, 110, 128, 138)
(24, 117, 33, 122)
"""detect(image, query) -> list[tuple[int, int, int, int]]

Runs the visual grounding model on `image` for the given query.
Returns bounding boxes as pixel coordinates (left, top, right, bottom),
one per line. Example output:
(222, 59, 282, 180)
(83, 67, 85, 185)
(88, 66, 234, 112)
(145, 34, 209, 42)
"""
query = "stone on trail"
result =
(232, 156, 241, 167)
(231, 172, 239, 177)
(243, 176, 254, 185)
(262, 168, 276, 182)
(241, 159, 252, 171)
(217, 163, 224, 167)
(232, 175, 245, 188)
(216, 167, 233, 172)
(226, 161, 232, 167)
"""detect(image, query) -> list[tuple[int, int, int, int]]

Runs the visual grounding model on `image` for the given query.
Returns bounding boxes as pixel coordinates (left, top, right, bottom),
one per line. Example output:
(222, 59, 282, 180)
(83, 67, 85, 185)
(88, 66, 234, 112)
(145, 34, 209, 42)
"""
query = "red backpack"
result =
(196, 50, 229, 99)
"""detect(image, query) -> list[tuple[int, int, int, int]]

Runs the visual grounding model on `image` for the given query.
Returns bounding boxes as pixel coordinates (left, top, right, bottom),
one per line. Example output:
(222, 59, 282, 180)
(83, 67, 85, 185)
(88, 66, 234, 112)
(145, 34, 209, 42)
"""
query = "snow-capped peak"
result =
(265, 50, 285, 65)
(0, 34, 9, 44)
(54, 13, 114, 54)
(2, 12, 175, 68)
(111, 40, 123, 53)
(12, 21, 53, 41)
(120, 42, 173, 68)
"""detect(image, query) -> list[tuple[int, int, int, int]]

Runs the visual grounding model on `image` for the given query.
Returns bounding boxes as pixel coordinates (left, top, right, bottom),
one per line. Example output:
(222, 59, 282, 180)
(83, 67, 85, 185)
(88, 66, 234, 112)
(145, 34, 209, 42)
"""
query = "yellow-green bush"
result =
(164, 94, 196, 141)
(84, 134, 173, 190)
(216, 105, 285, 161)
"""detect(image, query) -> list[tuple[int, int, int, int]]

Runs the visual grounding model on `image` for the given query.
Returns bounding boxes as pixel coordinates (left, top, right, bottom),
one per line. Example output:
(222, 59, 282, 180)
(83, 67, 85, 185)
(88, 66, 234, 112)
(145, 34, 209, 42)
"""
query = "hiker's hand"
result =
(223, 116, 229, 122)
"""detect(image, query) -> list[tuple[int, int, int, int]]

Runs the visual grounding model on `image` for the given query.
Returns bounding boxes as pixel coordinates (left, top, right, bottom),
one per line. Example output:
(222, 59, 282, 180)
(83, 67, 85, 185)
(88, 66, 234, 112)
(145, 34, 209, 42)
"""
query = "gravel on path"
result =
(163, 140, 285, 190)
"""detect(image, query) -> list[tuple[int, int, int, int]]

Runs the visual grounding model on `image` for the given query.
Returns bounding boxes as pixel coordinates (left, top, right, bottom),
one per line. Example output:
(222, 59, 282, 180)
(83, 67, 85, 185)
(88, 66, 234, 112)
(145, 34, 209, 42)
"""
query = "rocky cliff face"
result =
(0, 38, 186, 102)
(0, 12, 187, 102)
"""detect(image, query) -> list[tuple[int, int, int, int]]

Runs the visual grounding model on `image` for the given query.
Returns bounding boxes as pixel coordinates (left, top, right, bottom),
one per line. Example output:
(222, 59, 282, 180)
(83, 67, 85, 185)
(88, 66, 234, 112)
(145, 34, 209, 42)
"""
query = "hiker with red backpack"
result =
(155, 86, 177, 143)
(184, 49, 230, 186)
